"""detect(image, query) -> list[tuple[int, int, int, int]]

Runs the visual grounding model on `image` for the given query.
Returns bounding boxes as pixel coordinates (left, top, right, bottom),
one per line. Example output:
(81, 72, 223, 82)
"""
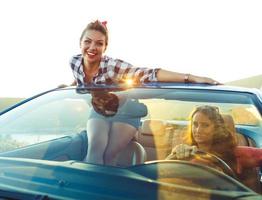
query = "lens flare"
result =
(125, 79, 133, 86)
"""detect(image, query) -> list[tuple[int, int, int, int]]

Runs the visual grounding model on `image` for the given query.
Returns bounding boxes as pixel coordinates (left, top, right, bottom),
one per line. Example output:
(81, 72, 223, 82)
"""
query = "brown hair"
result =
(91, 92, 119, 117)
(80, 20, 109, 48)
(186, 105, 237, 169)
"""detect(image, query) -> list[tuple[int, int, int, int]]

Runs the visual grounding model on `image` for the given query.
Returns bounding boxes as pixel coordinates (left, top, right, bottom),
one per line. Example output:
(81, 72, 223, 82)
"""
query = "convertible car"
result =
(0, 83, 261, 199)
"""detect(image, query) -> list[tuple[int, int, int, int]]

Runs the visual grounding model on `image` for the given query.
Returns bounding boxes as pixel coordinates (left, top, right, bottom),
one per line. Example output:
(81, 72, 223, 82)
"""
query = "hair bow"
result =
(101, 21, 107, 29)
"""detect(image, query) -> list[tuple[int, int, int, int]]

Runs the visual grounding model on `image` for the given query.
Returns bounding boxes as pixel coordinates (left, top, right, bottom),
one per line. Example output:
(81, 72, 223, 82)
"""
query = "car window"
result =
(0, 90, 92, 152)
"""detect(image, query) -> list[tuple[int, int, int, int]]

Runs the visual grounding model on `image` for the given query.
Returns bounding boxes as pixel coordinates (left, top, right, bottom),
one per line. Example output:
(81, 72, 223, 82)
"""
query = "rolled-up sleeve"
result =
(138, 67, 160, 83)
(107, 58, 160, 83)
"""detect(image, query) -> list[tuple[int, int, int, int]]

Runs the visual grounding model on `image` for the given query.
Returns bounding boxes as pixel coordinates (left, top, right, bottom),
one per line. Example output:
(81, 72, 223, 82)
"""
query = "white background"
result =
(0, 0, 261, 97)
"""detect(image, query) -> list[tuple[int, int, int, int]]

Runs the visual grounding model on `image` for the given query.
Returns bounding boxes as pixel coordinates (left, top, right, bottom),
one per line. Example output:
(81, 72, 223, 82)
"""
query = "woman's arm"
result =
(110, 58, 220, 85)
(235, 146, 262, 171)
(157, 69, 220, 85)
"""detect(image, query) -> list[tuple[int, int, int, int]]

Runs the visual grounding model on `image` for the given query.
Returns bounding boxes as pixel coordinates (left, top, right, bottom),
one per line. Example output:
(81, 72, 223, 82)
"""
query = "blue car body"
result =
(0, 83, 261, 199)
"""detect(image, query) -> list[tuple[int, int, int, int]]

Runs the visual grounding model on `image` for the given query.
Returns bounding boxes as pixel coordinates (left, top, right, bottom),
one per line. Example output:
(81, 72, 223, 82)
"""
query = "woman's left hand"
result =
(194, 76, 222, 85)
(170, 144, 198, 159)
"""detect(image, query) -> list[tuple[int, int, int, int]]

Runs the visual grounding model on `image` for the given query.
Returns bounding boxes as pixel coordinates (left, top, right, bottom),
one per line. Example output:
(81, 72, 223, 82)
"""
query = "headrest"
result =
(222, 114, 237, 141)
(222, 114, 236, 133)
(141, 120, 166, 136)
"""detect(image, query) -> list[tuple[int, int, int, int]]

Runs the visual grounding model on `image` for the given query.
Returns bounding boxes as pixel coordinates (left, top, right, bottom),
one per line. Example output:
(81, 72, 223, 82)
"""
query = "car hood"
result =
(0, 157, 260, 200)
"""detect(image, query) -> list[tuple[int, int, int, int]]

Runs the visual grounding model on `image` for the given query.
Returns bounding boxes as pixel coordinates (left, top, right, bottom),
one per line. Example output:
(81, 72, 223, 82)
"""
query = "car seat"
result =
(222, 114, 249, 146)
(135, 119, 174, 161)
(114, 141, 147, 167)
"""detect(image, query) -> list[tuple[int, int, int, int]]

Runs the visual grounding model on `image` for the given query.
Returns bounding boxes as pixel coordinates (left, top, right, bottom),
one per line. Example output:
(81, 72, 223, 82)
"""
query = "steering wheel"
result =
(167, 150, 237, 179)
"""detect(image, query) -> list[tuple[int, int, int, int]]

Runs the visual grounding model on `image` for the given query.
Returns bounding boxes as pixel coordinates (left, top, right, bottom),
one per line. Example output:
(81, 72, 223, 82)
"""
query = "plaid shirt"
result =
(70, 54, 159, 85)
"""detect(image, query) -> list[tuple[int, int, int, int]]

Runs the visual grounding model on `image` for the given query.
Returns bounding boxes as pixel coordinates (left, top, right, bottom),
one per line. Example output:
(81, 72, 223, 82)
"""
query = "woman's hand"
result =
(193, 76, 222, 85)
(171, 144, 198, 159)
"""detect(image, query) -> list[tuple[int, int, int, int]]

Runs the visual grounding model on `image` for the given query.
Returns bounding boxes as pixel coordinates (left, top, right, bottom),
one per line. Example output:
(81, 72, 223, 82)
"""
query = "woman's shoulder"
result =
(70, 54, 82, 66)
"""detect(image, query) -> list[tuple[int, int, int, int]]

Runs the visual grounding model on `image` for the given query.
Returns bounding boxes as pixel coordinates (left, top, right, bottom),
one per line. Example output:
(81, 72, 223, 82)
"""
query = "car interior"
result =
(132, 114, 261, 193)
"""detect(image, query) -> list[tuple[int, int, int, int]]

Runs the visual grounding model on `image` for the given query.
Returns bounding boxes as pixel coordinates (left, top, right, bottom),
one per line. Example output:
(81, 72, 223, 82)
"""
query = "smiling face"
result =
(80, 30, 107, 66)
(192, 111, 215, 148)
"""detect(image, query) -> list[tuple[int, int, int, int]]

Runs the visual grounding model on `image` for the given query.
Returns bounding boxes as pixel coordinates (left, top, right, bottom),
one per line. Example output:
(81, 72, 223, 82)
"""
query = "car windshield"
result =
(0, 88, 260, 144)
(0, 87, 261, 196)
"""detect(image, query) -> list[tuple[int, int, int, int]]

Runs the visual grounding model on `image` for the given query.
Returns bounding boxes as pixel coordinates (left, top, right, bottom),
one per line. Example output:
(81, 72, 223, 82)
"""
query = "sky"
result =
(0, 0, 261, 97)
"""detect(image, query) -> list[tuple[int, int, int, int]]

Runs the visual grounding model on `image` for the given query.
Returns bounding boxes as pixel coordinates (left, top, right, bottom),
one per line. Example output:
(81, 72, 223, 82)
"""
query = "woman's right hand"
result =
(58, 80, 76, 88)
(171, 144, 198, 159)
(57, 84, 68, 88)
